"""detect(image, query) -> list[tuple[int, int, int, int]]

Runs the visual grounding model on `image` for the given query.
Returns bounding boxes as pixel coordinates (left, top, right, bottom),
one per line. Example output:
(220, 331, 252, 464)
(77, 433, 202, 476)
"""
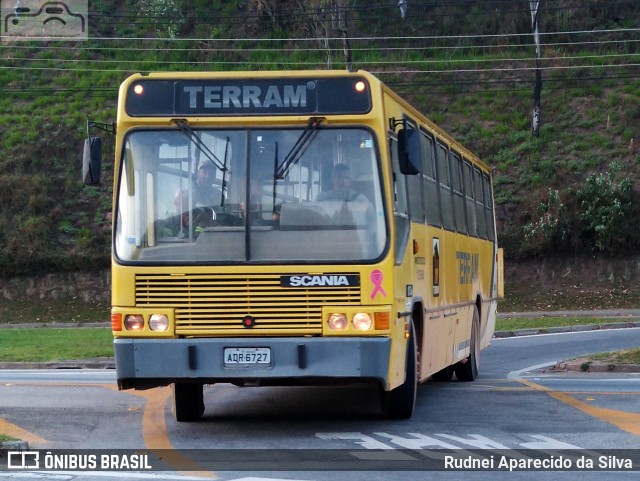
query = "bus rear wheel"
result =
(454, 306, 480, 382)
(172, 383, 205, 422)
(381, 323, 417, 419)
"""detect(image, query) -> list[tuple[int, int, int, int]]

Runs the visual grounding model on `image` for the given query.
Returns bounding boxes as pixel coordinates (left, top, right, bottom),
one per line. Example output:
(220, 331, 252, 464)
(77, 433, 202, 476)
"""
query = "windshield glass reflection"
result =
(114, 127, 387, 263)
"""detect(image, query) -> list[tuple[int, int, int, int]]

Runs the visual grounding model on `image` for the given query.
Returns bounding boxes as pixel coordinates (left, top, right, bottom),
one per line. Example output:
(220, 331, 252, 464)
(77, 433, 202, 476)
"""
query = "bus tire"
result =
(172, 383, 205, 422)
(454, 306, 480, 382)
(381, 323, 417, 419)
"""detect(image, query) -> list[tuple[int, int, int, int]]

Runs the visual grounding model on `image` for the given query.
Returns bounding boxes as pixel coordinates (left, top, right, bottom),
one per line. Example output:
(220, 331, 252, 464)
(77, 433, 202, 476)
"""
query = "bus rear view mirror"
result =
(397, 128, 420, 175)
(83, 137, 102, 185)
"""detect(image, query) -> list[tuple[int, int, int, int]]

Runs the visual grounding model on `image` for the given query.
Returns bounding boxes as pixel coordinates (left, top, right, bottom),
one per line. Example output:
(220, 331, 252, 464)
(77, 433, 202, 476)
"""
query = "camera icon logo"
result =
(7, 451, 40, 469)
(1, 0, 87, 41)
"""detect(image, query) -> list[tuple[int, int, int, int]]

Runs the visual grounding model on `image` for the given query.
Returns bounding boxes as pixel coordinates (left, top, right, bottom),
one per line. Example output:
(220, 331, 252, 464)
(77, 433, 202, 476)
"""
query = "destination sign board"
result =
(125, 77, 372, 116)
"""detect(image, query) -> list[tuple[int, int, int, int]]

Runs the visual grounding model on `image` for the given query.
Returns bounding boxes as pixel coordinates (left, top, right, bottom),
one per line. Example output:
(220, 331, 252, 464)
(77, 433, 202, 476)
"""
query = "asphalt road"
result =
(1, 328, 639, 481)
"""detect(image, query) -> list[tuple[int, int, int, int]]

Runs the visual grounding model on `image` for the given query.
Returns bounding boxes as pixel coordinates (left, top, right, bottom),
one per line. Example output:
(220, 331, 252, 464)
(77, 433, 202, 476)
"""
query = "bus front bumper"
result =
(114, 337, 391, 390)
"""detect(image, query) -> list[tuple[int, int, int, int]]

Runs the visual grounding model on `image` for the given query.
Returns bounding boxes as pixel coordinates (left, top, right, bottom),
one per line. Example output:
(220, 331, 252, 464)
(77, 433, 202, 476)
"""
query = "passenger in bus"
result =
(193, 161, 223, 206)
(316, 164, 368, 203)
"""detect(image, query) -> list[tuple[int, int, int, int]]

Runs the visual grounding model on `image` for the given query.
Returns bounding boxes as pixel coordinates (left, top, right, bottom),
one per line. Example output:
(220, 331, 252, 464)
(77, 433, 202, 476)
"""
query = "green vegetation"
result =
(0, 328, 113, 362)
(0, 316, 636, 364)
(587, 348, 640, 365)
(494, 316, 640, 332)
(0, 298, 108, 324)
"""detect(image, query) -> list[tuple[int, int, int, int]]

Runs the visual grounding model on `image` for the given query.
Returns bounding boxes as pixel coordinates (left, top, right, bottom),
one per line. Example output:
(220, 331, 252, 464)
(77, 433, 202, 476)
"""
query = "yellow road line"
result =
(0, 417, 49, 447)
(140, 387, 217, 478)
(2, 382, 215, 477)
(518, 379, 640, 436)
(0, 383, 120, 448)
(4, 383, 116, 389)
(546, 391, 640, 396)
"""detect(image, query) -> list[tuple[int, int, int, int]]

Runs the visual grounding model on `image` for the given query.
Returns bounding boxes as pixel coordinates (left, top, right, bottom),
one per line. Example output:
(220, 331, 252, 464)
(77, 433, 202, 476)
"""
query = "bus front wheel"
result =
(381, 323, 417, 419)
(172, 383, 205, 422)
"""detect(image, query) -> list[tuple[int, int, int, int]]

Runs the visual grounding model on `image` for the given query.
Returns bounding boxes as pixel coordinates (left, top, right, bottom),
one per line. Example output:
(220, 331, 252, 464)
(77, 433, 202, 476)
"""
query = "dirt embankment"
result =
(0, 257, 639, 314)
(503, 256, 640, 312)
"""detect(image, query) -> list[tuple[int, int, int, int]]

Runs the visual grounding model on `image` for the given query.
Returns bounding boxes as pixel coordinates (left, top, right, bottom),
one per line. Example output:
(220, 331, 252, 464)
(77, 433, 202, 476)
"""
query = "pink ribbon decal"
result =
(370, 269, 387, 299)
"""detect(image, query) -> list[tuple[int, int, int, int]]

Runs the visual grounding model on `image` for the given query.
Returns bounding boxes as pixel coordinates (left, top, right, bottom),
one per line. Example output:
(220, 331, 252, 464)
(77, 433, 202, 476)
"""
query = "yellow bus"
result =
(83, 70, 503, 422)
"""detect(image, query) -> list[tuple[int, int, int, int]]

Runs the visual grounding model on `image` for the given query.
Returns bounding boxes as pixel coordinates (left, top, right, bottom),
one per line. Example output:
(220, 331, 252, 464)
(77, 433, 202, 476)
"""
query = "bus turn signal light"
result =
(374, 312, 390, 330)
(111, 313, 122, 331)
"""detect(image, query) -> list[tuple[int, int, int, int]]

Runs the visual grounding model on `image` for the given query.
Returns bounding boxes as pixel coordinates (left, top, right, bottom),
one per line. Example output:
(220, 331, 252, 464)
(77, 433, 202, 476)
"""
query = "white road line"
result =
(229, 478, 308, 481)
(507, 362, 558, 379)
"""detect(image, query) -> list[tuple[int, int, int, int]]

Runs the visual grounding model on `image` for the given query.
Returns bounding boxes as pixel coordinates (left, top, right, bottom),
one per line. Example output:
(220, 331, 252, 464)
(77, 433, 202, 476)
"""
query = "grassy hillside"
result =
(1, 0, 639, 277)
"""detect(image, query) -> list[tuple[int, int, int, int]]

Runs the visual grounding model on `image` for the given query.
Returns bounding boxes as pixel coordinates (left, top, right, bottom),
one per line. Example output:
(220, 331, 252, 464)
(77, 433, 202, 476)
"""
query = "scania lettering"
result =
(83, 70, 503, 422)
(289, 275, 350, 287)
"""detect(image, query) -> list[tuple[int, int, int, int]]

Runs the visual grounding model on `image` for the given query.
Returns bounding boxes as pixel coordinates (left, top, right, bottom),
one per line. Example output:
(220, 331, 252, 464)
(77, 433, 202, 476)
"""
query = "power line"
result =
(82, 0, 640, 23)
(3, 26, 639, 43)
(2, 61, 639, 75)
(4, 70, 637, 98)
(372, 63, 640, 74)
(4, 52, 640, 67)
(4, 38, 640, 54)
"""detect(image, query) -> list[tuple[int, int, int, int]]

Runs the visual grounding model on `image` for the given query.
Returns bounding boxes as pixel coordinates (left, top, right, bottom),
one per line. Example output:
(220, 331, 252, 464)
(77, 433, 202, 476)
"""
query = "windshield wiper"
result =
(271, 141, 279, 214)
(274, 116, 324, 180)
(173, 118, 227, 172)
(219, 136, 230, 207)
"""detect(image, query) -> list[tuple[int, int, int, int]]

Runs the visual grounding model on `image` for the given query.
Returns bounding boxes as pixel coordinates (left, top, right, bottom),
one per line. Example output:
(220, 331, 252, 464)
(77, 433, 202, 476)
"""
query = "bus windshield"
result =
(114, 126, 387, 264)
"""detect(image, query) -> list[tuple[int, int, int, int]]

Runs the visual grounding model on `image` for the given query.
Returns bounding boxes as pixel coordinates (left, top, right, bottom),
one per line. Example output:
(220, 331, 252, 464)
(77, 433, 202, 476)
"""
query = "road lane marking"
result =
(1, 379, 213, 476)
(230, 479, 309, 481)
(0, 417, 49, 447)
(140, 387, 217, 479)
(518, 379, 640, 436)
(507, 362, 558, 379)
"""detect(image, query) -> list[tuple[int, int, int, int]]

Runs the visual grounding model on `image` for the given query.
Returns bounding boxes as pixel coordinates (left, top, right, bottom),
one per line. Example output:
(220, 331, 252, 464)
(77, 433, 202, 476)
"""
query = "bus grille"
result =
(135, 273, 361, 336)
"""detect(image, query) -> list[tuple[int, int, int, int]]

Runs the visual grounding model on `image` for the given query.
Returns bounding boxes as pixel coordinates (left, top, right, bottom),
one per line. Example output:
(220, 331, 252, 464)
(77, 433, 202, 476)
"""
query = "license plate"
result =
(224, 347, 271, 366)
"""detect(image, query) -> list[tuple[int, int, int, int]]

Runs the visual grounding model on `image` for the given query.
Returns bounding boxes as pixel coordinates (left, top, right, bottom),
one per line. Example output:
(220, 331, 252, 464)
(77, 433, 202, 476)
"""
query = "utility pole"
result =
(336, 1, 352, 70)
(530, 1, 543, 137)
(302, 0, 352, 70)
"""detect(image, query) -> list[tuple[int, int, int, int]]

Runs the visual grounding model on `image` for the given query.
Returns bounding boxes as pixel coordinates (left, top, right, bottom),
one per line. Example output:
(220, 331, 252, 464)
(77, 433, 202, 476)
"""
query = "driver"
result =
(316, 164, 368, 202)
(193, 161, 223, 206)
(158, 189, 215, 238)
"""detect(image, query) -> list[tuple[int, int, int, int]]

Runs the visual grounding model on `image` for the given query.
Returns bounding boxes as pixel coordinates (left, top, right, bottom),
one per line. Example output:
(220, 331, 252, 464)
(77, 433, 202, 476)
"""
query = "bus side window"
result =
(450, 151, 467, 234)
(436, 143, 455, 231)
(390, 136, 410, 265)
(422, 132, 441, 227)
(390, 138, 408, 216)
(474, 168, 488, 239)
(483, 173, 496, 241)
(407, 153, 425, 223)
(463, 160, 478, 237)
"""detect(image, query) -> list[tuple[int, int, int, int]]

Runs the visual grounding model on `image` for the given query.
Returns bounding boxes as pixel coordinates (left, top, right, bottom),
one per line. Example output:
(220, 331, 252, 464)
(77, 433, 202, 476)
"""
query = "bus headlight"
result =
(149, 314, 169, 331)
(124, 314, 144, 331)
(352, 312, 373, 330)
(327, 313, 348, 330)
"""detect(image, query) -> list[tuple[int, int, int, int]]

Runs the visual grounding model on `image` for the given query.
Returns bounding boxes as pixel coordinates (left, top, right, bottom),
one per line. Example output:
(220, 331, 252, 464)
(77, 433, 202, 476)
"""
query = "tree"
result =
(138, 0, 184, 38)
(298, 0, 353, 69)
